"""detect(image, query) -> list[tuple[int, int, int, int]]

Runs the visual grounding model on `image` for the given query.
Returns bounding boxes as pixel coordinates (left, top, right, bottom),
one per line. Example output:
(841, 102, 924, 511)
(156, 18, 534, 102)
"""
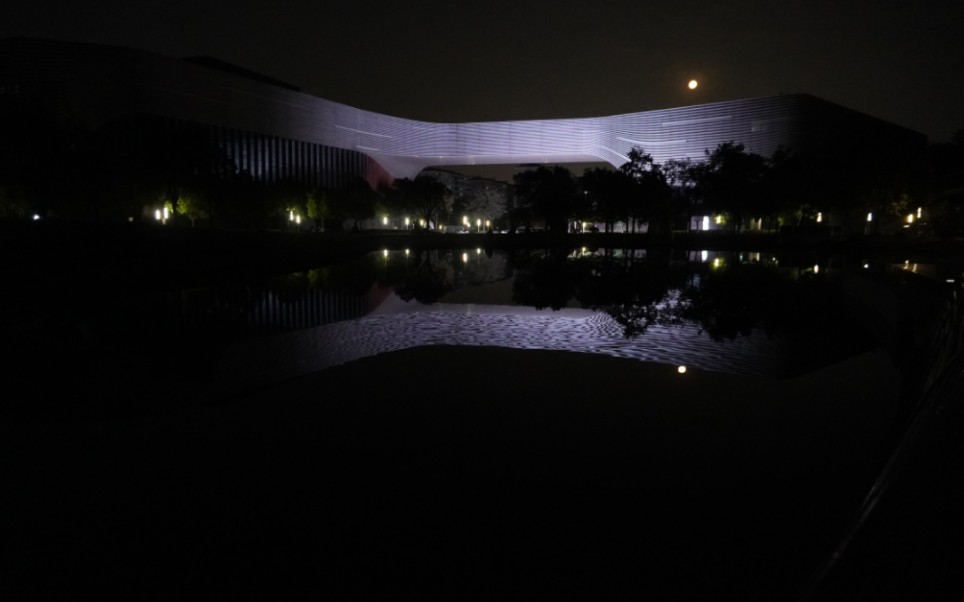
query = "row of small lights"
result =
(462, 216, 490, 231)
(382, 216, 427, 228)
(379, 248, 488, 264)
(154, 206, 170, 224)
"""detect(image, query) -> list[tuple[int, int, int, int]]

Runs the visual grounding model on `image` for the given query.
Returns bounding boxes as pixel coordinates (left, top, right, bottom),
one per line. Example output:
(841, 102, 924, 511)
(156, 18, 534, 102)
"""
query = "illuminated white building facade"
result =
(1, 38, 924, 192)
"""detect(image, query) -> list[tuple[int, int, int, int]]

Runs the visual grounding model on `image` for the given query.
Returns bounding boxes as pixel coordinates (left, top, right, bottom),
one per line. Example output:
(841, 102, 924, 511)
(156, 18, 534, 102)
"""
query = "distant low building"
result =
(1, 38, 926, 218)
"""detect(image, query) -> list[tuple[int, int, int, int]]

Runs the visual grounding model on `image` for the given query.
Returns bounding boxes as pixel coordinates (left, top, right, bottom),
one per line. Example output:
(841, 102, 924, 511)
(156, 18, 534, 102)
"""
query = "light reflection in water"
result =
(202, 249, 877, 394)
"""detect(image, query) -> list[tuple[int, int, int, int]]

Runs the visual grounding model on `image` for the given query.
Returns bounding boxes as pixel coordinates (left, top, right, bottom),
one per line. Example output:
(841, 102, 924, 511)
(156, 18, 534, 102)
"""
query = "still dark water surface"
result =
(176, 247, 888, 394)
(5, 246, 961, 600)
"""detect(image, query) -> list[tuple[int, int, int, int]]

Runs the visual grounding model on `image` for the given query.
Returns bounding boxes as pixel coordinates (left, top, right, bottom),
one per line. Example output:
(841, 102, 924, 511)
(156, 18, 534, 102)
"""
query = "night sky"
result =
(3, 0, 963, 143)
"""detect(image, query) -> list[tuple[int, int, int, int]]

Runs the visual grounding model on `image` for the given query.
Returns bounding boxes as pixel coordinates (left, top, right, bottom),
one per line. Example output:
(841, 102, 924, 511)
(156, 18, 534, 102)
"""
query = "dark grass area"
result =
(2, 345, 900, 600)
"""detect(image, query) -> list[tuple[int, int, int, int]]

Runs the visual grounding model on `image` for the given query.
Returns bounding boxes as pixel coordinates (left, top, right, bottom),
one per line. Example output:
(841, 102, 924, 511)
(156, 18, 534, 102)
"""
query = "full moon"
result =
(688, 79, 698, 90)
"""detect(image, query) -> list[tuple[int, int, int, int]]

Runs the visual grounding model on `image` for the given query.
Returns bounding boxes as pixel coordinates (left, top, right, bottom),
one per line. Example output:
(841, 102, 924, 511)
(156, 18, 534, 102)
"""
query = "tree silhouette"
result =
(385, 175, 452, 229)
(619, 147, 674, 237)
(513, 166, 578, 233)
(331, 177, 377, 230)
(692, 142, 769, 231)
(393, 249, 455, 304)
(511, 250, 580, 310)
(580, 166, 632, 233)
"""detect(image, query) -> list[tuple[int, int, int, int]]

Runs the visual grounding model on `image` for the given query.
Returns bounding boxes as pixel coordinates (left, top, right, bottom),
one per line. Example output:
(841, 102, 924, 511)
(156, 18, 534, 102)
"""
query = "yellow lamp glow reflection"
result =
(677, 366, 687, 374)
(688, 80, 698, 90)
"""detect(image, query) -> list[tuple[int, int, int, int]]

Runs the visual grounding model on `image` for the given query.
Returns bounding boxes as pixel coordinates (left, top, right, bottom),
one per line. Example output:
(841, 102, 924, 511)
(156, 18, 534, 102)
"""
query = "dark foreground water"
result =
(3, 246, 962, 600)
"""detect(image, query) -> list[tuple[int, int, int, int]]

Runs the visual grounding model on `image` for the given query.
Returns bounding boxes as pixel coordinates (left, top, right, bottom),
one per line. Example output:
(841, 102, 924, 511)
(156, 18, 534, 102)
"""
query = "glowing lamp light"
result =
(714, 215, 723, 225)
(32, 214, 41, 221)
(702, 216, 710, 231)
(866, 212, 873, 222)
(162, 206, 169, 220)
(816, 212, 823, 223)
(813, 264, 820, 274)
(154, 209, 162, 221)
(677, 366, 687, 374)
(701, 250, 709, 262)
(906, 214, 914, 224)
(382, 216, 388, 226)
(688, 80, 698, 90)
(404, 217, 410, 226)
(289, 210, 295, 222)
(382, 249, 388, 258)
(295, 215, 301, 224)
(461, 252, 469, 264)
(917, 207, 922, 219)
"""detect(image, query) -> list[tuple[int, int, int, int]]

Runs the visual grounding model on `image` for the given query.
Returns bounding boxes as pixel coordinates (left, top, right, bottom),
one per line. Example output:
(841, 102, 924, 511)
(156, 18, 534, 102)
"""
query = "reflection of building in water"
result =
(177, 283, 393, 336)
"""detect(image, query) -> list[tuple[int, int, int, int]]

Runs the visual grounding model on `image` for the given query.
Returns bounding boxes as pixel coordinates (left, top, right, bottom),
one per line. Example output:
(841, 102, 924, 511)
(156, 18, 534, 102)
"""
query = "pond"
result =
(3, 245, 961, 600)
(176, 248, 890, 393)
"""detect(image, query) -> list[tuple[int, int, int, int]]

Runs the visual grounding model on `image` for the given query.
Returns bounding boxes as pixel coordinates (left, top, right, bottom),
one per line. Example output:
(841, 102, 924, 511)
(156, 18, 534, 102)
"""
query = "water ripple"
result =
(216, 300, 789, 394)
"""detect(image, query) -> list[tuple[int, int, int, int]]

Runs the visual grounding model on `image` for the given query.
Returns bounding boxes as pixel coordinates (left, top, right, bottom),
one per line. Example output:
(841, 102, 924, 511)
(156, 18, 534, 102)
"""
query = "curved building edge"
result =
(0, 37, 926, 191)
